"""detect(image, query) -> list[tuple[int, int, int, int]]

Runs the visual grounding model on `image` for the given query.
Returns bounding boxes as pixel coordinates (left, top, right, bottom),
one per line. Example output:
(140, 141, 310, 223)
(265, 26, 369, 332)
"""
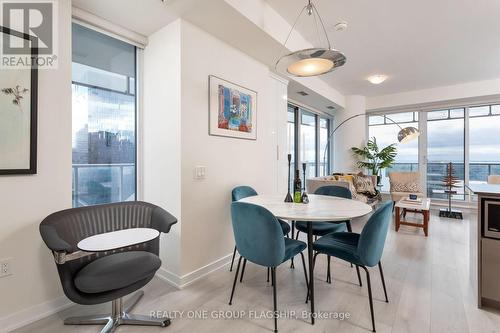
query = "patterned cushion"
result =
(338, 175, 354, 183)
(391, 182, 421, 192)
(353, 175, 376, 195)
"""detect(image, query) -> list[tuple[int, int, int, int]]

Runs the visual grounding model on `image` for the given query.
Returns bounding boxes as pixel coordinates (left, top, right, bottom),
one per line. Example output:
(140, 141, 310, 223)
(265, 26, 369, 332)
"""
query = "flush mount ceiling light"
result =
(367, 74, 388, 84)
(275, 0, 346, 77)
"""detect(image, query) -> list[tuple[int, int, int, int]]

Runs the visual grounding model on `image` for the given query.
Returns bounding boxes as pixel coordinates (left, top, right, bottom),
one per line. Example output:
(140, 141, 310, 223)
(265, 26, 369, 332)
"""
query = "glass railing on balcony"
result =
(379, 162, 500, 200)
(72, 163, 136, 207)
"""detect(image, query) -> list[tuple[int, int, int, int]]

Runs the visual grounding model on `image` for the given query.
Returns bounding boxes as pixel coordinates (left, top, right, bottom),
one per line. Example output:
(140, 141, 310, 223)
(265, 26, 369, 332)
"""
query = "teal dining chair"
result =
(230, 186, 291, 276)
(311, 201, 393, 332)
(294, 185, 358, 284)
(229, 202, 308, 333)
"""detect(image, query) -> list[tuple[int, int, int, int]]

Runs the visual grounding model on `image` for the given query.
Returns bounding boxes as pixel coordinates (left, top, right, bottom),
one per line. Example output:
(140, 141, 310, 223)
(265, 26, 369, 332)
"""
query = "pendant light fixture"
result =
(275, 0, 346, 77)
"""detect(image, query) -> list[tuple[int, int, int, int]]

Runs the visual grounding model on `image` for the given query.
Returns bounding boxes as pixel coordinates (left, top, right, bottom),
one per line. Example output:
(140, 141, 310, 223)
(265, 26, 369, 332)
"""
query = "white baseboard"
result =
(1, 253, 233, 333)
(1, 295, 73, 333)
(156, 252, 233, 289)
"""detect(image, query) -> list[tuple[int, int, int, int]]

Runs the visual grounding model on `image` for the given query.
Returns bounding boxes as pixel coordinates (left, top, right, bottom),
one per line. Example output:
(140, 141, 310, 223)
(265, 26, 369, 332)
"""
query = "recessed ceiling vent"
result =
(297, 91, 309, 96)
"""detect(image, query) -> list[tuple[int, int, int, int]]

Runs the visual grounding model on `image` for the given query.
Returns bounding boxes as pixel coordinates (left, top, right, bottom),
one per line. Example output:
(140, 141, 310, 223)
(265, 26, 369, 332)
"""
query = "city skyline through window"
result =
(72, 24, 137, 207)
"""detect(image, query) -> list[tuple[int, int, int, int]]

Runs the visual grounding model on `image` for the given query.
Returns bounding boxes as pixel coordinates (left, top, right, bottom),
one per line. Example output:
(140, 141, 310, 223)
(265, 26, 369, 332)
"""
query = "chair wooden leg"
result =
(355, 265, 363, 286)
(229, 257, 242, 305)
(378, 262, 389, 303)
(361, 266, 376, 332)
(239, 259, 247, 283)
(267, 267, 270, 283)
(229, 246, 237, 272)
(271, 268, 278, 333)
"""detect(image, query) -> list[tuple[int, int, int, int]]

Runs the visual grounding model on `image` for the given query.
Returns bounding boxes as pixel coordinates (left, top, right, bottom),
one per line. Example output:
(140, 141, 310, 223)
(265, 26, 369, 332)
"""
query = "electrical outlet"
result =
(0, 258, 13, 278)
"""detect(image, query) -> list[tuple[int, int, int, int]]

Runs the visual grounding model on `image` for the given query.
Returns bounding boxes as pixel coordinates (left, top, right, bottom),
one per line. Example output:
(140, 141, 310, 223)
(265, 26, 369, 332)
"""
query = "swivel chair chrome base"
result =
(64, 291, 170, 333)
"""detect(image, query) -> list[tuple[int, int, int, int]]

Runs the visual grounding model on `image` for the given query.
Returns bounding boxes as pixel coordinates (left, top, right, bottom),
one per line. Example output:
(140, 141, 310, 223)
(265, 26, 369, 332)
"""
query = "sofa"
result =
(388, 171, 424, 202)
(307, 173, 381, 207)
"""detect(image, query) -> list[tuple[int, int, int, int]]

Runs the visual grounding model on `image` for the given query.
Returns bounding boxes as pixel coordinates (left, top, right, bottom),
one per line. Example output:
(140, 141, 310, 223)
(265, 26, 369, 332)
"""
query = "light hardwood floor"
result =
(12, 208, 500, 333)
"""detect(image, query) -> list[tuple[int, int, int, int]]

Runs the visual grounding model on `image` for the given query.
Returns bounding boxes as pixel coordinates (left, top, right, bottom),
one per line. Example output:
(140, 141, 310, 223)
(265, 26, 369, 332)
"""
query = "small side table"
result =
(395, 198, 431, 236)
(77, 228, 160, 252)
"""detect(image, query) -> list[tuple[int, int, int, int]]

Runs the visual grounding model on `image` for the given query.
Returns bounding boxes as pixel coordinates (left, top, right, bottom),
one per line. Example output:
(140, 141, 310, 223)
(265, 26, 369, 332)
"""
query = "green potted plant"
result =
(351, 137, 397, 185)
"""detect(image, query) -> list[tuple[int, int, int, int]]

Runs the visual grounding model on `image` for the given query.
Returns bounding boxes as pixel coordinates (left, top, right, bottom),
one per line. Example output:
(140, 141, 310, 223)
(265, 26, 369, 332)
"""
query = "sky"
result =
(369, 115, 500, 164)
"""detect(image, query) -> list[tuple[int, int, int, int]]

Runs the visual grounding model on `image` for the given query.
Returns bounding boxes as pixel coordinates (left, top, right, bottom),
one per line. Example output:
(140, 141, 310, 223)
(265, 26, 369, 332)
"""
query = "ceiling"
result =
(266, 0, 500, 96)
(73, 0, 500, 99)
(72, 0, 190, 36)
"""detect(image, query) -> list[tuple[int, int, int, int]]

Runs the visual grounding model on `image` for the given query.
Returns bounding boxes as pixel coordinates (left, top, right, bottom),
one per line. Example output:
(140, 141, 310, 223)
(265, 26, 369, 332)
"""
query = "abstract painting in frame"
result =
(209, 75, 257, 140)
(0, 26, 38, 175)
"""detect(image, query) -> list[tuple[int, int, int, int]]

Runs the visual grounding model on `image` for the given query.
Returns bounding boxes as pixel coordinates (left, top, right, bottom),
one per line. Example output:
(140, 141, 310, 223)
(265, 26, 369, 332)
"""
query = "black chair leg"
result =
(229, 257, 242, 305)
(299, 252, 309, 303)
(346, 220, 352, 232)
(355, 265, 363, 286)
(229, 246, 237, 272)
(290, 222, 295, 269)
(239, 259, 247, 283)
(271, 268, 278, 333)
(326, 256, 332, 284)
(345, 222, 353, 268)
(267, 267, 270, 283)
(361, 266, 376, 332)
(378, 262, 389, 303)
(306, 253, 319, 303)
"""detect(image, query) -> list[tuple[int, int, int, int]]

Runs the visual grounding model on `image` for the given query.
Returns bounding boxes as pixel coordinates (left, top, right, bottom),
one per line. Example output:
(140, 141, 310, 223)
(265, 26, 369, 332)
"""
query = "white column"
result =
(269, 73, 289, 195)
(333, 95, 367, 173)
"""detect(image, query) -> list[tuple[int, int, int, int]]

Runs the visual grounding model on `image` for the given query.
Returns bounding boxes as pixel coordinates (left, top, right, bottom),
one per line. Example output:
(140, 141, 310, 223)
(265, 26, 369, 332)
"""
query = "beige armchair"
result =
(488, 175, 500, 184)
(388, 171, 424, 203)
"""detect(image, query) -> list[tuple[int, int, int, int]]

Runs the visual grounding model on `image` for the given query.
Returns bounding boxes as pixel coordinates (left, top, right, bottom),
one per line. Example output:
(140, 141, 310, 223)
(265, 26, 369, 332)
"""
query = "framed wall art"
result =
(0, 26, 38, 175)
(209, 75, 257, 140)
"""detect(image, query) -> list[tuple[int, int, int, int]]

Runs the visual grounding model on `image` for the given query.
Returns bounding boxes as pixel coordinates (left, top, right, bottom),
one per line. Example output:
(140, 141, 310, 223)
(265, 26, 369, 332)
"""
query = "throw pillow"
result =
(338, 175, 354, 183)
(391, 182, 421, 192)
(353, 175, 376, 195)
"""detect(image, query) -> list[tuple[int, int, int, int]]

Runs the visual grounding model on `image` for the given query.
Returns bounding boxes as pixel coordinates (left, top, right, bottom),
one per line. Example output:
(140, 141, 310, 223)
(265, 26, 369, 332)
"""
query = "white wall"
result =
(333, 95, 366, 172)
(142, 20, 183, 277)
(0, 0, 73, 330)
(179, 20, 287, 275)
(367, 77, 500, 111)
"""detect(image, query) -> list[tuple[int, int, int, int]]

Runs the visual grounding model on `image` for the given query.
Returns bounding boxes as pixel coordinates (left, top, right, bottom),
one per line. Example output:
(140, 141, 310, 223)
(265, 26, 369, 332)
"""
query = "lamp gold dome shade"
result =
(275, 1, 346, 77)
(398, 127, 420, 143)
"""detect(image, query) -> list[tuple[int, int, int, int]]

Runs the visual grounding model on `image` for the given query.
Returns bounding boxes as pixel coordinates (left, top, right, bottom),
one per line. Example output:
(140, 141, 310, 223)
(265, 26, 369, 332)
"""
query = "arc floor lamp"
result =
(322, 114, 420, 175)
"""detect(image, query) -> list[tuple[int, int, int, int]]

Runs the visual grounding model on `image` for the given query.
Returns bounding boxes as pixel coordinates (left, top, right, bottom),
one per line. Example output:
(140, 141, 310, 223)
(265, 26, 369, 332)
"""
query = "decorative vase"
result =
(284, 154, 293, 202)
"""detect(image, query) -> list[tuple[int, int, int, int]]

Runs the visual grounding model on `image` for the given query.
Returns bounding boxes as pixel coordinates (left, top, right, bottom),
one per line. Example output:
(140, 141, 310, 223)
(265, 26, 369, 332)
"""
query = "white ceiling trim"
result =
(72, 7, 148, 48)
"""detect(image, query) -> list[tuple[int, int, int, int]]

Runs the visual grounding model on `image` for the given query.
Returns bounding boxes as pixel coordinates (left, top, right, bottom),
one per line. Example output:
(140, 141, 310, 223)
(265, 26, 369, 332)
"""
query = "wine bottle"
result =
(293, 169, 302, 203)
(301, 163, 309, 204)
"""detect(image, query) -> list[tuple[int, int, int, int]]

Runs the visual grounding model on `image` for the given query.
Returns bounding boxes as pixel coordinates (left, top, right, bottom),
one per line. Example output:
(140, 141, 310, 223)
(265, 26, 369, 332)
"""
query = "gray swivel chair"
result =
(40, 201, 177, 333)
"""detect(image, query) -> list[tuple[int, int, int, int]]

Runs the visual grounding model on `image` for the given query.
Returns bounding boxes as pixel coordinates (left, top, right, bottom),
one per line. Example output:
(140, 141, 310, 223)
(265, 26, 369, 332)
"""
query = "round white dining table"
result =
(238, 194, 372, 325)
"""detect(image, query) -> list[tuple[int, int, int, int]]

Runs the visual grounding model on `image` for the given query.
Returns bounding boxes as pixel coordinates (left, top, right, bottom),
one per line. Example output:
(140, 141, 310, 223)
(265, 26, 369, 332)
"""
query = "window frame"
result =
(287, 102, 333, 178)
(367, 103, 500, 204)
(71, 22, 139, 207)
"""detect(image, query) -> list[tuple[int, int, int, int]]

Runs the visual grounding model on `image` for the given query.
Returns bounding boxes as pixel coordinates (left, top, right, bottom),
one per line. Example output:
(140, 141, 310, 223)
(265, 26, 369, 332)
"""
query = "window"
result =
(319, 117, 330, 176)
(287, 104, 331, 182)
(469, 105, 500, 185)
(301, 110, 317, 179)
(72, 24, 137, 207)
(427, 109, 465, 200)
(368, 103, 500, 202)
(368, 112, 419, 192)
